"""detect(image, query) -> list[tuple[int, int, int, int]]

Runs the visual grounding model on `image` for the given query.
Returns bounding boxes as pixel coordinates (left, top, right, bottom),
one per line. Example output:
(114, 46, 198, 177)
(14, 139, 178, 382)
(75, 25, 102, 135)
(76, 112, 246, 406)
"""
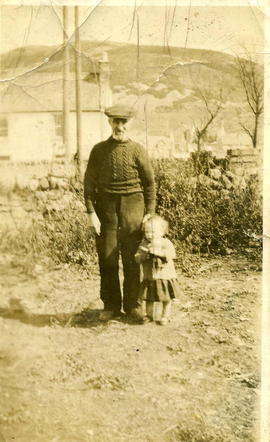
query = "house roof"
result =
(0, 71, 101, 113)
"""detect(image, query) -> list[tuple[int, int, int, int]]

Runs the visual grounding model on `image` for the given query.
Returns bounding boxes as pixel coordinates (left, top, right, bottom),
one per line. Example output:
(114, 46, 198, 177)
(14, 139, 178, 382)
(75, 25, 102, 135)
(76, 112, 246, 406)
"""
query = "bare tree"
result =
(236, 52, 263, 148)
(193, 87, 223, 151)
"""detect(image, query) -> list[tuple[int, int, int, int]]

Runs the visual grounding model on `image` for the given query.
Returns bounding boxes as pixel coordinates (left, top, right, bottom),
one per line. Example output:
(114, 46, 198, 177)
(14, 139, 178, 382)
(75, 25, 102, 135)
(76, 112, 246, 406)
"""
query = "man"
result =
(84, 105, 156, 322)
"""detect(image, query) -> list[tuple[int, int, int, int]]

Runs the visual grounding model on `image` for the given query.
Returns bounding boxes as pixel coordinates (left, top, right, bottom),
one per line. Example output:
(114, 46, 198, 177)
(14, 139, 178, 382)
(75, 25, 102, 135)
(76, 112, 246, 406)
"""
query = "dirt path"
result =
(0, 256, 261, 442)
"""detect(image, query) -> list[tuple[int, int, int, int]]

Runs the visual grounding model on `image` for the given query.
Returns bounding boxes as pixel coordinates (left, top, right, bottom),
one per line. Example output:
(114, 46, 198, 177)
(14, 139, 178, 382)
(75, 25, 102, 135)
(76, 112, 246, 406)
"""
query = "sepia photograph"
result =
(0, 1, 269, 441)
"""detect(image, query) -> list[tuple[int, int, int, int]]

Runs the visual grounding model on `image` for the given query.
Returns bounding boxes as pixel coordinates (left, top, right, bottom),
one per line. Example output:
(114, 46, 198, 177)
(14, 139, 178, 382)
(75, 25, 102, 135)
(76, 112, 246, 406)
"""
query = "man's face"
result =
(109, 117, 130, 141)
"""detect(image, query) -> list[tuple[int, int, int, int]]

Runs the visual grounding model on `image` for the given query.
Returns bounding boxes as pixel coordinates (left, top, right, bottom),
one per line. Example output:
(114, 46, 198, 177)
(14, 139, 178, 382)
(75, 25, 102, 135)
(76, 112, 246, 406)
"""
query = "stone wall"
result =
(0, 161, 86, 230)
(0, 189, 86, 231)
(0, 161, 80, 195)
(0, 150, 262, 231)
(227, 148, 263, 177)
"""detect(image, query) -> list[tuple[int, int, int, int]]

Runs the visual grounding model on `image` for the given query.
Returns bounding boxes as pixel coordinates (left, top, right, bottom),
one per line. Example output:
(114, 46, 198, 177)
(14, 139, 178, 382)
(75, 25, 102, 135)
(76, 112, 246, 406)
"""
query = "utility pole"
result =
(63, 6, 70, 162)
(75, 6, 83, 179)
(136, 13, 140, 81)
(144, 97, 148, 154)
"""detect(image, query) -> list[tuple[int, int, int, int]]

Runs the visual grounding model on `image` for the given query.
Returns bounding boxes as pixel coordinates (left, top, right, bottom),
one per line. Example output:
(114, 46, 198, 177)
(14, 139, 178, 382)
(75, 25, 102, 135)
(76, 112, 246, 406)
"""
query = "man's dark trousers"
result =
(95, 192, 145, 313)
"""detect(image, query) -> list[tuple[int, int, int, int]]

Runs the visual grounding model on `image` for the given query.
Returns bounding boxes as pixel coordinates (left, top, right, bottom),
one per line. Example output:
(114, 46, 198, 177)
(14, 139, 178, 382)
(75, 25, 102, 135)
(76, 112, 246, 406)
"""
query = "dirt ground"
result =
(0, 254, 261, 442)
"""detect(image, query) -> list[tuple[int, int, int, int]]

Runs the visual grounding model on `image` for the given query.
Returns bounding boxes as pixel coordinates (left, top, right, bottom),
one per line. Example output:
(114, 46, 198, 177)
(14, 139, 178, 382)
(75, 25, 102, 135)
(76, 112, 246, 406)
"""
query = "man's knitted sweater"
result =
(84, 136, 156, 214)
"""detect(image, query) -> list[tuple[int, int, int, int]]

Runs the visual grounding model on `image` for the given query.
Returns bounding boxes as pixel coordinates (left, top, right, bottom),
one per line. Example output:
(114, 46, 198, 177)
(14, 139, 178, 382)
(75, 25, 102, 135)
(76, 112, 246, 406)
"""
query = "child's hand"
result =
(138, 245, 151, 260)
(149, 246, 164, 257)
(140, 245, 149, 253)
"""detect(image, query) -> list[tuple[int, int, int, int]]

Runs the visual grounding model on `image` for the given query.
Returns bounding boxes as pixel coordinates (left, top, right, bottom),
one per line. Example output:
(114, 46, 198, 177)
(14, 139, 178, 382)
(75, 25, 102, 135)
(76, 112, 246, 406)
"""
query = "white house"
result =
(0, 55, 112, 162)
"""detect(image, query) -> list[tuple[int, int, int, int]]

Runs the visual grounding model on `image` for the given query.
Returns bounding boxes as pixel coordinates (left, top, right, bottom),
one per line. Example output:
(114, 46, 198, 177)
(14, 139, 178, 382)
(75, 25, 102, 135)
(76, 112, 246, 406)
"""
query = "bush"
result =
(0, 157, 262, 273)
(153, 158, 262, 260)
(42, 208, 97, 268)
(0, 200, 98, 275)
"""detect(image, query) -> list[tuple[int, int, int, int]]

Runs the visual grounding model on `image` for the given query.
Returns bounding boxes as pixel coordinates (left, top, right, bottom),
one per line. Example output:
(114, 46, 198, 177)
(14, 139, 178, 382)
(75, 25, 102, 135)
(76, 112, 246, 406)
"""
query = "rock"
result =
(247, 167, 258, 176)
(39, 177, 49, 191)
(61, 193, 73, 205)
(206, 327, 229, 343)
(239, 178, 247, 190)
(10, 193, 21, 203)
(0, 173, 16, 195)
(11, 207, 27, 218)
(45, 190, 61, 200)
(232, 176, 247, 190)
(0, 196, 12, 213)
(28, 179, 39, 191)
(206, 327, 219, 337)
(72, 199, 86, 211)
(45, 201, 60, 212)
(34, 264, 43, 274)
(209, 168, 222, 180)
(231, 167, 244, 176)
(189, 177, 197, 189)
(49, 176, 58, 190)
(71, 180, 82, 192)
(198, 174, 212, 187)
(0, 195, 11, 206)
(45, 194, 73, 212)
(221, 175, 233, 190)
(229, 148, 241, 157)
(15, 174, 29, 190)
(35, 191, 47, 202)
(56, 178, 69, 190)
(211, 179, 223, 190)
(221, 189, 230, 198)
(24, 201, 34, 212)
(225, 171, 234, 181)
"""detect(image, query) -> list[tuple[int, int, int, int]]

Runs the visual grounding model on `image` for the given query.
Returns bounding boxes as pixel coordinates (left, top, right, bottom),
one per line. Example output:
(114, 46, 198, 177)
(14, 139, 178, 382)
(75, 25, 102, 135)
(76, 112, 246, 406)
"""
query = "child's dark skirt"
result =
(139, 279, 179, 303)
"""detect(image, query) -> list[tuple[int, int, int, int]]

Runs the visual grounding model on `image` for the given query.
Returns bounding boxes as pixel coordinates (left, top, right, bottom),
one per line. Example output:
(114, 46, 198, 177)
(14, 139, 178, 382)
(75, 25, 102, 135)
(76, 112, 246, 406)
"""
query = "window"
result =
(0, 116, 8, 137)
(53, 113, 63, 137)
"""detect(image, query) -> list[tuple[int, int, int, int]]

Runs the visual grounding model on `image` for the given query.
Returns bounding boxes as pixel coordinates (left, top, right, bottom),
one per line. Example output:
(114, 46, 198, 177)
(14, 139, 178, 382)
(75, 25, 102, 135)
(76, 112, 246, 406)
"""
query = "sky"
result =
(0, 1, 266, 58)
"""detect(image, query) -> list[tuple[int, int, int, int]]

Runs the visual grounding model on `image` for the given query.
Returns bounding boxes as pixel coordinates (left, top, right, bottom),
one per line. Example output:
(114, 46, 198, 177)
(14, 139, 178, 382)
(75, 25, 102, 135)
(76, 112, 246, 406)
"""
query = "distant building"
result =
(216, 120, 250, 150)
(132, 134, 173, 158)
(0, 54, 112, 162)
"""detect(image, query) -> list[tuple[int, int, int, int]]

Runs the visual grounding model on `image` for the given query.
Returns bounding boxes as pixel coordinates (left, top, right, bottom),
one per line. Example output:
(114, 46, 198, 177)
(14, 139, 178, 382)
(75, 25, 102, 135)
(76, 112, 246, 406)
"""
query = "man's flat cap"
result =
(104, 105, 135, 119)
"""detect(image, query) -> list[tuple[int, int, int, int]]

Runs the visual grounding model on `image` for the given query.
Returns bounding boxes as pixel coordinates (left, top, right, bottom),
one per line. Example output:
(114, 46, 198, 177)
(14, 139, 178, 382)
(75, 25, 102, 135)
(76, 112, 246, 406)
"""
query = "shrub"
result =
(153, 158, 262, 260)
(42, 207, 97, 268)
(0, 157, 262, 273)
(0, 199, 98, 275)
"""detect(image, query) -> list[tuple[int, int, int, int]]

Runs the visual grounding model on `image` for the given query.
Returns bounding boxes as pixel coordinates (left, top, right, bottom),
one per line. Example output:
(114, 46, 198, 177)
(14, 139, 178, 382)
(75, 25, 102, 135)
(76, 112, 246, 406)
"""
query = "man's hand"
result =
(88, 212, 101, 236)
(142, 213, 151, 224)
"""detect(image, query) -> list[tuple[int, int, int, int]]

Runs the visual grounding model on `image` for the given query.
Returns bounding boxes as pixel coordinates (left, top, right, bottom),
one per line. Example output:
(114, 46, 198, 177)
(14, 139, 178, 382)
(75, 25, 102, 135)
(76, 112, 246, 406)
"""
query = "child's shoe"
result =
(157, 301, 171, 325)
(143, 315, 153, 323)
(158, 317, 169, 326)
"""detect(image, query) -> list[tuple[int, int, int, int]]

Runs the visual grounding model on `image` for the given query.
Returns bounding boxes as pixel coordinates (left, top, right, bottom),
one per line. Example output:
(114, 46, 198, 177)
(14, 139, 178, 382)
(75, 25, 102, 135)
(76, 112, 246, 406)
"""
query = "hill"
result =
(0, 40, 240, 90)
(0, 41, 263, 142)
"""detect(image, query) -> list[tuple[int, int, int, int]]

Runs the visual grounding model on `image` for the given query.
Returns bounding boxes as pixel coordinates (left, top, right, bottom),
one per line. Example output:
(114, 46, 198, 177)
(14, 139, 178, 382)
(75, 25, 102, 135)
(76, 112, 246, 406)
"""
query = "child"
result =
(135, 214, 179, 325)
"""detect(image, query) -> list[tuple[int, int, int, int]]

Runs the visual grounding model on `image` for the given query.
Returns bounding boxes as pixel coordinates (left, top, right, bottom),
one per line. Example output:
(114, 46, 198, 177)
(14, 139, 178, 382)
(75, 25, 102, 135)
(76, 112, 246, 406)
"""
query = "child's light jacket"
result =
(135, 238, 177, 280)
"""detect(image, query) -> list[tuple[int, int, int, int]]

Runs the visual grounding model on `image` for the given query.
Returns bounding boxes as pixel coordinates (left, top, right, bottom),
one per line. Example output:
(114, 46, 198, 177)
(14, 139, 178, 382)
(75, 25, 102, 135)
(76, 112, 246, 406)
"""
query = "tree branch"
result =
(239, 121, 253, 141)
(236, 50, 264, 149)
